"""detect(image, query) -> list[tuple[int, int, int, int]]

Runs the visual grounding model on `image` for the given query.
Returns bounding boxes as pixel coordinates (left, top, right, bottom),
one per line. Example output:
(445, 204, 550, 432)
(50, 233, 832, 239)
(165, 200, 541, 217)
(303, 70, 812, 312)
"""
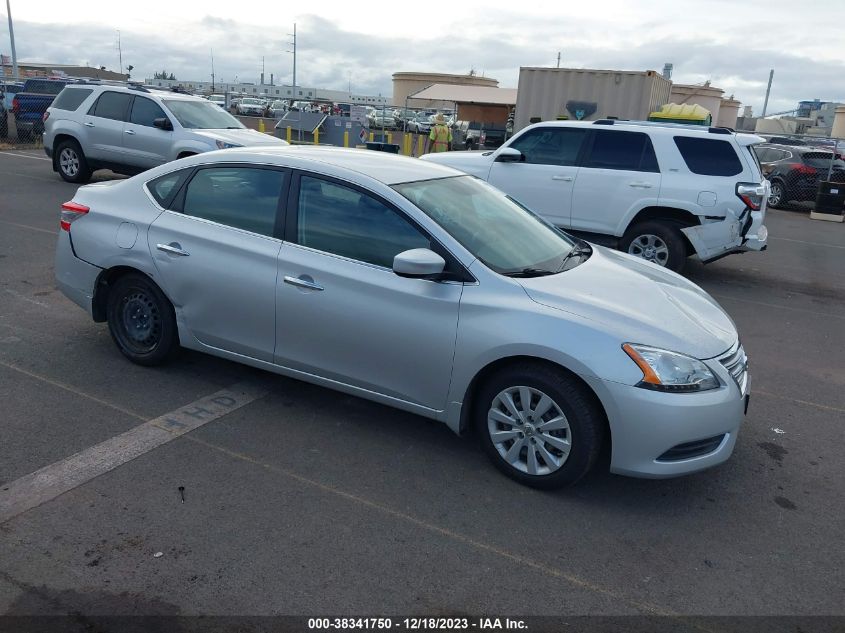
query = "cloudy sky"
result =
(3, 0, 844, 115)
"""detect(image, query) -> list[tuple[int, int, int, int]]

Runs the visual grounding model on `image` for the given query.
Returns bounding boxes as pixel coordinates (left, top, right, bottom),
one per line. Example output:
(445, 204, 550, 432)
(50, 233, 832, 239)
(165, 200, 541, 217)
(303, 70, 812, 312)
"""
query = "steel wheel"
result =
(59, 147, 80, 178)
(768, 182, 784, 207)
(487, 386, 572, 476)
(115, 289, 163, 355)
(627, 234, 670, 266)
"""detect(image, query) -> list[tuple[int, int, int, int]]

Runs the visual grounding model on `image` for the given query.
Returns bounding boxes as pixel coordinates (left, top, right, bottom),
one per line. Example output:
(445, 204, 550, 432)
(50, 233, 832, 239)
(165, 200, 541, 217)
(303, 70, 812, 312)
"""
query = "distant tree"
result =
(168, 73, 176, 80)
(153, 70, 177, 80)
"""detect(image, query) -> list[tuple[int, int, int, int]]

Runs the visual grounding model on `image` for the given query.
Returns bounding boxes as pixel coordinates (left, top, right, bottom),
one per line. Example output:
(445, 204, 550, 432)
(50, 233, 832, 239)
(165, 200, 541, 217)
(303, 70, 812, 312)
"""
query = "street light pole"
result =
(6, 0, 19, 79)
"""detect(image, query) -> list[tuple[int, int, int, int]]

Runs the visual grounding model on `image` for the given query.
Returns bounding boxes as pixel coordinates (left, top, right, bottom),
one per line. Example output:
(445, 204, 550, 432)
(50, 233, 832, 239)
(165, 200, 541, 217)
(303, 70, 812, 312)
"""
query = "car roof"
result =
(528, 119, 752, 139)
(189, 146, 461, 185)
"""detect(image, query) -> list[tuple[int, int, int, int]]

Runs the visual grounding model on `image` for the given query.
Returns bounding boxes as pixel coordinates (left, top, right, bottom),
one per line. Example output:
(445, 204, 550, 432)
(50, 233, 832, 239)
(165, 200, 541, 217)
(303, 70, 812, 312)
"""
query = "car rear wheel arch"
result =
(177, 151, 197, 160)
(92, 266, 173, 323)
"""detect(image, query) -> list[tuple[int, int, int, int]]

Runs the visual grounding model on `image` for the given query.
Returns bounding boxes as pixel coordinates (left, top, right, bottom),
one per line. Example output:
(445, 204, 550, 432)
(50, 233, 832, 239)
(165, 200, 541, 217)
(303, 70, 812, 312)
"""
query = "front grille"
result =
(657, 434, 726, 461)
(719, 342, 748, 395)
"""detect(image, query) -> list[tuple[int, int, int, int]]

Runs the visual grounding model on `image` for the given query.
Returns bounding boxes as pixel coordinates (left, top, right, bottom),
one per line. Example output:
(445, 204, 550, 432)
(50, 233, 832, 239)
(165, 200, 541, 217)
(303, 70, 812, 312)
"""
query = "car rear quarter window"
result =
(508, 127, 588, 167)
(147, 170, 189, 208)
(674, 136, 743, 176)
(296, 176, 429, 267)
(51, 88, 93, 111)
(89, 91, 133, 121)
(129, 97, 168, 127)
(585, 130, 659, 172)
(182, 167, 285, 237)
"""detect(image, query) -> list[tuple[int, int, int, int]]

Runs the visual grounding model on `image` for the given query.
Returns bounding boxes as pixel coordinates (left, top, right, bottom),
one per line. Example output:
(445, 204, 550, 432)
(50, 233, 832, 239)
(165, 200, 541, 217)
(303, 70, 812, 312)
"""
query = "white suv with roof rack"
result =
(422, 119, 769, 272)
(43, 83, 287, 183)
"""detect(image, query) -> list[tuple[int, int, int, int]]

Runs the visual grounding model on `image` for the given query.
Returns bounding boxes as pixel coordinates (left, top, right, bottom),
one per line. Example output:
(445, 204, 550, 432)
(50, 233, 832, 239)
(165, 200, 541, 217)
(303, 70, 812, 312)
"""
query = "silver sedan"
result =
(55, 147, 749, 488)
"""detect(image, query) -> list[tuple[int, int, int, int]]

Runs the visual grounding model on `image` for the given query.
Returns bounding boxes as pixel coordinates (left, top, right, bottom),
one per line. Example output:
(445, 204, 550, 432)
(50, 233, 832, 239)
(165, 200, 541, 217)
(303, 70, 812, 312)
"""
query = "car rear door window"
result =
(89, 91, 132, 121)
(51, 88, 93, 111)
(296, 176, 429, 268)
(674, 136, 743, 176)
(129, 97, 167, 127)
(585, 130, 659, 172)
(508, 127, 588, 166)
(182, 167, 285, 237)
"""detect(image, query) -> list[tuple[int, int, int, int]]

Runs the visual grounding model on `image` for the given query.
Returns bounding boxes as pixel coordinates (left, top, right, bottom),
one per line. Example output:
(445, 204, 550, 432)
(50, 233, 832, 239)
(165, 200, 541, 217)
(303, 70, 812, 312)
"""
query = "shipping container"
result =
(514, 67, 672, 132)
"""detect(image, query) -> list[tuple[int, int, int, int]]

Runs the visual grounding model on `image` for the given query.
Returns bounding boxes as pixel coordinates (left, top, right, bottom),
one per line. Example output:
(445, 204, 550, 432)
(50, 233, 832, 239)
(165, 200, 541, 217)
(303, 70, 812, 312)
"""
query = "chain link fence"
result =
(754, 133, 845, 213)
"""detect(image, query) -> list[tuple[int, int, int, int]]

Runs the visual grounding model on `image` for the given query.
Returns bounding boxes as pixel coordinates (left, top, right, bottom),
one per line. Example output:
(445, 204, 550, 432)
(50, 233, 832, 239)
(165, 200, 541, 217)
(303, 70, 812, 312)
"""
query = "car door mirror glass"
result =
(393, 249, 446, 279)
(496, 147, 522, 163)
(153, 117, 173, 131)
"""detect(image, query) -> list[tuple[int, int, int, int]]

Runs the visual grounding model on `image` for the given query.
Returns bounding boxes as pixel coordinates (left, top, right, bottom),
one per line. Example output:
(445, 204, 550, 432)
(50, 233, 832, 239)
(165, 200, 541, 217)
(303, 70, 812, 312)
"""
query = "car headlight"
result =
(215, 140, 243, 149)
(623, 343, 719, 393)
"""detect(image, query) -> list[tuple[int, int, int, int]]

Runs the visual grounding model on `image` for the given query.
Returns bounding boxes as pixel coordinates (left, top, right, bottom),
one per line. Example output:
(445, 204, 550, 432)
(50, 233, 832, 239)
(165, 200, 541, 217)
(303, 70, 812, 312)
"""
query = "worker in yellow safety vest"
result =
(426, 113, 452, 153)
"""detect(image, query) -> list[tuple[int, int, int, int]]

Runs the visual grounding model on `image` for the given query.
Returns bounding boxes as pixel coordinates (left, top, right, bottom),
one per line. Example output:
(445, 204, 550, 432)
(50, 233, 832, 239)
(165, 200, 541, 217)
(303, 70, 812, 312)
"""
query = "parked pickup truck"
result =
(12, 78, 74, 141)
(455, 120, 507, 150)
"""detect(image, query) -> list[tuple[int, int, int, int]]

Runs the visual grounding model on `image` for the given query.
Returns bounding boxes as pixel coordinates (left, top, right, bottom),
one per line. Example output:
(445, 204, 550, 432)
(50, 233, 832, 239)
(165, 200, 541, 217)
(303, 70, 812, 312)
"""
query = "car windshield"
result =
(394, 176, 578, 275)
(163, 100, 244, 129)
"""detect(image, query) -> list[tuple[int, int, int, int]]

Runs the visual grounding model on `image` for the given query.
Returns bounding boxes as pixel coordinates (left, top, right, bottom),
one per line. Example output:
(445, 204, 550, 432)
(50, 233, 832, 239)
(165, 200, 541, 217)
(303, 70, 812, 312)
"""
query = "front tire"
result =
(106, 273, 178, 366)
(475, 363, 604, 489)
(768, 181, 786, 208)
(55, 139, 92, 183)
(620, 220, 687, 273)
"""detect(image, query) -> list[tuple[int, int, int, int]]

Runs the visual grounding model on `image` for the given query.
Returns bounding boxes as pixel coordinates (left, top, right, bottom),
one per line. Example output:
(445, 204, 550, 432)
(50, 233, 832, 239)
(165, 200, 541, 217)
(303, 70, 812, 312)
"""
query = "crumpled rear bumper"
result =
(682, 208, 768, 262)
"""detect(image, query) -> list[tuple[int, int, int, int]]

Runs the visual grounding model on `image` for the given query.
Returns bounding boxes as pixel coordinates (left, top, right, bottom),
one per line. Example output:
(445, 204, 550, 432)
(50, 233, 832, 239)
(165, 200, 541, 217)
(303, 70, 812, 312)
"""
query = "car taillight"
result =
(12, 97, 19, 113)
(736, 183, 766, 211)
(60, 201, 89, 232)
(793, 164, 816, 175)
(43, 111, 50, 122)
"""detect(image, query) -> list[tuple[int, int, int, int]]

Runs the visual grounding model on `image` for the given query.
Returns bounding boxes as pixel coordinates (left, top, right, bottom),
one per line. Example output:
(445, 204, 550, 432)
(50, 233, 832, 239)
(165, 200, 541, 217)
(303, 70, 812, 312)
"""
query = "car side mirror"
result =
(393, 248, 446, 279)
(495, 147, 522, 163)
(153, 117, 173, 131)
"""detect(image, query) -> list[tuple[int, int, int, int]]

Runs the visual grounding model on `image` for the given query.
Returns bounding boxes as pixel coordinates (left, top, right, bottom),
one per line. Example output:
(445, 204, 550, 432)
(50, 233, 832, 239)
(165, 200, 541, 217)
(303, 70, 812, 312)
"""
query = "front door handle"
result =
(628, 181, 653, 188)
(551, 175, 574, 181)
(156, 243, 190, 256)
(284, 275, 324, 291)
(84, 122, 95, 127)
(125, 130, 136, 135)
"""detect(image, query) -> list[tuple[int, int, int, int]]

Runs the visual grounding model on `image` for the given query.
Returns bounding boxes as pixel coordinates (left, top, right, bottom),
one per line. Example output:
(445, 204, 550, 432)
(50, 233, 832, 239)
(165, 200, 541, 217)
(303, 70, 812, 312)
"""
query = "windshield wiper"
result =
(556, 240, 593, 272)
(501, 268, 557, 278)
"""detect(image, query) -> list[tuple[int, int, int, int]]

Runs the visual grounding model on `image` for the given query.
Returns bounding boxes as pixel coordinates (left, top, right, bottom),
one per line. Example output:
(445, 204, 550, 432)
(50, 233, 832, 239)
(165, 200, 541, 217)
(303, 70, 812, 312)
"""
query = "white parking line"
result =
(0, 151, 51, 161)
(768, 236, 845, 250)
(0, 219, 56, 235)
(0, 381, 267, 524)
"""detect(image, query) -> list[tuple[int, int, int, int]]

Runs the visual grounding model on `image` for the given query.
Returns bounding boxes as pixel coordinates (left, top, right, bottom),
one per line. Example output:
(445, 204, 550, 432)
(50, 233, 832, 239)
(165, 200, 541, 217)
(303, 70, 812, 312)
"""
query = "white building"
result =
(144, 78, 389, 106)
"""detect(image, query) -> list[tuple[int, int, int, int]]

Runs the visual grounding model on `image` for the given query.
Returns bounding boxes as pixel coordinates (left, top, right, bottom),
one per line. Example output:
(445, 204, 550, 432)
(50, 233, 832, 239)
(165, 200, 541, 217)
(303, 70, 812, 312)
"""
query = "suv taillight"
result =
(60, 201, 89, 232)
(736, 183, 766, 211)
(793, 164, 816, 175)
(12, 96, 19, 114)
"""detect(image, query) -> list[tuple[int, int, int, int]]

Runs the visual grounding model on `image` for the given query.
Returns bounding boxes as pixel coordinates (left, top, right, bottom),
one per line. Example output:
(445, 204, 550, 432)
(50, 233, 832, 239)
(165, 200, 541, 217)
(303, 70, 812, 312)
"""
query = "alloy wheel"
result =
(59, 148, 80, 177)
(487, 386, 572, 476)
(769, 183, 783, 207)
(628, 234, 670, 266)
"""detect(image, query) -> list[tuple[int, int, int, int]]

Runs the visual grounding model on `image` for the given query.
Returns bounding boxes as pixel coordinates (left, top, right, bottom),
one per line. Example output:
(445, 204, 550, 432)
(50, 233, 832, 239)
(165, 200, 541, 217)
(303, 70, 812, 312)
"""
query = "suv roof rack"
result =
(591, 119, 735, 135)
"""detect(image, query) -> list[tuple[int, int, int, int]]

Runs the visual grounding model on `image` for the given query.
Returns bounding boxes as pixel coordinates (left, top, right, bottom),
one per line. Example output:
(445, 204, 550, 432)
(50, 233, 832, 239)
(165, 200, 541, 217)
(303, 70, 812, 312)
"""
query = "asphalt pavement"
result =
(0, 150, 843, 627)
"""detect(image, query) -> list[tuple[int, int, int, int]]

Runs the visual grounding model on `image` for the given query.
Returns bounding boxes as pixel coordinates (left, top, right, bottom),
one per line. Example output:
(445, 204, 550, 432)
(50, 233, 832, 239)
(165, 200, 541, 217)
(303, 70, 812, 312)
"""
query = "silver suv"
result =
(43, 84, 287, 183)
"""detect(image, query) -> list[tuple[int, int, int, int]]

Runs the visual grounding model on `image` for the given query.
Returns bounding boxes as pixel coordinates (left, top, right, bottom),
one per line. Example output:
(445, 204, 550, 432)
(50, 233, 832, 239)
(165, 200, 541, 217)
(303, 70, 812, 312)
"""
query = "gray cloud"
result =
(4, 13, 843, 115)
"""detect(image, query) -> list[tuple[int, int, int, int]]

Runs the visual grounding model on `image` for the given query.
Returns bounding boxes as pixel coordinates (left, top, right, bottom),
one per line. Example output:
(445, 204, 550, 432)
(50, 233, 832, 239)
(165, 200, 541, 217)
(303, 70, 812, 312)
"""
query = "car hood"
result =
(193, 129, 288, 147)
(517, 246, 737, 359)
(420, 150, 491, 176)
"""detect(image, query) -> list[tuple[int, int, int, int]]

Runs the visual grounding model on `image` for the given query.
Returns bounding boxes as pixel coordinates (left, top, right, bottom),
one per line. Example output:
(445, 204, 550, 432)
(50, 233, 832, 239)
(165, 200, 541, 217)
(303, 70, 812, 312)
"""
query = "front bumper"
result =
(583, 351, 748, 478)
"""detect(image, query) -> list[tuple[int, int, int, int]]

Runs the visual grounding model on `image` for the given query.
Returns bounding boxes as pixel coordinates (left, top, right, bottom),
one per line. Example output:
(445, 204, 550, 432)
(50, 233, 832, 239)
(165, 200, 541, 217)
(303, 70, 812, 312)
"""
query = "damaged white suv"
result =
(422, 119, 768, 272)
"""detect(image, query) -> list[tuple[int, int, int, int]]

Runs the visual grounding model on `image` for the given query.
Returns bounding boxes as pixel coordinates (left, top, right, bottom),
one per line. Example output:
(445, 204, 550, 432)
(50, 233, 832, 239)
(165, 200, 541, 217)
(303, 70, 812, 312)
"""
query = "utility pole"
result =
(210, 49, 215, 91)
(286, 23, 297, 101)
(117, 30, 123, 75)
(6, 0, 19, 79)
(556, 51, 561, 68)
(761, 69, 774, 117)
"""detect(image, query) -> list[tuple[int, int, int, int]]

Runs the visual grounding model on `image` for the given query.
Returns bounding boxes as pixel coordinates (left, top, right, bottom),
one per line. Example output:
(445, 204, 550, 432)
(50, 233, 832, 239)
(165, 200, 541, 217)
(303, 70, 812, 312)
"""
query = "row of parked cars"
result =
(52, 101, 761, 488)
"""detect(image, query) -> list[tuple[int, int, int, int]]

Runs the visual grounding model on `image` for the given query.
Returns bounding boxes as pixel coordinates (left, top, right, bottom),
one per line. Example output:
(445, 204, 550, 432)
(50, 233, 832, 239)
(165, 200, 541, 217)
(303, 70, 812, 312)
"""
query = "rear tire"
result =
(55, 139, 92, 183)
(619, 220, 688, 273)
(475, 363, 604, 489)
(106, 273, 178, 366)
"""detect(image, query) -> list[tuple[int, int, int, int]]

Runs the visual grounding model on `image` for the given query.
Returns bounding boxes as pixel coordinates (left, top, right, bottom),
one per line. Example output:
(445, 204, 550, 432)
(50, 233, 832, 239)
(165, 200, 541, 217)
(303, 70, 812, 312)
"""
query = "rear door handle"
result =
(125, 130, 136, 135)
(84, 122, 95, 127)
(628, 181, 653, 188)
(156, 243, 190, 256)
(551, 175, 573, 181)
(284, 276, 324, 291)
